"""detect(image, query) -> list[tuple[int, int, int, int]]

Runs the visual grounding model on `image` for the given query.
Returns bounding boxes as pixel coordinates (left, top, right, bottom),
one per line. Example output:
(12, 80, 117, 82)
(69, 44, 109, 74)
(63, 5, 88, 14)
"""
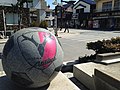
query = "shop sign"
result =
(95, 11, 120, 17)
(99, 13, 109, 17)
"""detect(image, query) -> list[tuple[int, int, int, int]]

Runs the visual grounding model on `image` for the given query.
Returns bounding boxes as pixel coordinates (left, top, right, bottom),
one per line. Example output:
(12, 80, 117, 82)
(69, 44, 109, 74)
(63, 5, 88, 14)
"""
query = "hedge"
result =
(87, 37, 120, 54)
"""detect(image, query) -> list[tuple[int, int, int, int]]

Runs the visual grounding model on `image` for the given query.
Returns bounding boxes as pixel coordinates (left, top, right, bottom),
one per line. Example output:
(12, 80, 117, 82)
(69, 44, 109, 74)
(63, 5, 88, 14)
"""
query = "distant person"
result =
(60, 27, 62, 31)
(64, 21, 69, 33)
(110, 23, 114, 31)
(60, 23, 63, 31)
(88, 20, 93, 29)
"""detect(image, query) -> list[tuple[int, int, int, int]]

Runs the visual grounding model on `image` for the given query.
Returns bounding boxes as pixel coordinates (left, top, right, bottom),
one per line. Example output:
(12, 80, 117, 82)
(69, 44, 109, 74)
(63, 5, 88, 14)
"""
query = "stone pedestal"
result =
(0, 72, 79, 90)
(94, 63, 120, 90)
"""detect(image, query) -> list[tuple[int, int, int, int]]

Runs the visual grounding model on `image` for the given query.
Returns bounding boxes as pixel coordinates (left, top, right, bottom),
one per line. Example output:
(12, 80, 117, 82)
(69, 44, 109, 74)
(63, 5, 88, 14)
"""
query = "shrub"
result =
(79, 54, 96, 63)
(30, 21, 39, 27)
(39, 20, 48, 29)
(87, 40, 104, 54)
(87, 37, 120, 54)
(111, 37, 120, 44)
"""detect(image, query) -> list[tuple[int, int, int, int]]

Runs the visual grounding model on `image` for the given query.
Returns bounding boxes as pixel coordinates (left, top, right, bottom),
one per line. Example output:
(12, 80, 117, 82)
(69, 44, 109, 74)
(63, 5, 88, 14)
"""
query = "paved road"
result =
(0, 29, 120, 71)
(56, 29, 120, 62)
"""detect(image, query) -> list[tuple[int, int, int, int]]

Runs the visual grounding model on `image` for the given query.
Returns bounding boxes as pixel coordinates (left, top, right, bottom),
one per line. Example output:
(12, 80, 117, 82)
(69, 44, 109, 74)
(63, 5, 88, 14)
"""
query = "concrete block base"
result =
(94, 67, 120, 90)
(73, 62, 97, 90)
(0, 71, 80, 90)
(95, 52, 120, 65)
(96, 52, 120, 61)
(73, 62, 120, 90)
(94, 76, 118, 90)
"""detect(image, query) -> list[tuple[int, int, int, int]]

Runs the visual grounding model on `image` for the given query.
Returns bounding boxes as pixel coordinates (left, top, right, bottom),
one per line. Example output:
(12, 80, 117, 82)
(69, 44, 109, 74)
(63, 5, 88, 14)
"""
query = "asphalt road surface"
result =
(57, 29, 120, 62)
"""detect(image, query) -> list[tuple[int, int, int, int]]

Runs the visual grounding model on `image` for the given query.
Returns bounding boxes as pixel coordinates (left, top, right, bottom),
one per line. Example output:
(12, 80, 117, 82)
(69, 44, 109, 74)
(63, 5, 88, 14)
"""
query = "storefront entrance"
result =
(93, 10, 120, 30)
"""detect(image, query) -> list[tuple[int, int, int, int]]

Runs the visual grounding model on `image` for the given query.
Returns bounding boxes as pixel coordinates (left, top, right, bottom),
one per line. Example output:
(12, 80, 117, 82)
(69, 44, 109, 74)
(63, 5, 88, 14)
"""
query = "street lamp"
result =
(52, 0, 59, 36)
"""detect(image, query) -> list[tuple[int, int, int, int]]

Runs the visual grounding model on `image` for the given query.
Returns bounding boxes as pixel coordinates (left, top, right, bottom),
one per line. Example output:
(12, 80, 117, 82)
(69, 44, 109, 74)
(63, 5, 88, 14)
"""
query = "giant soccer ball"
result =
(2, 27, 63, 88)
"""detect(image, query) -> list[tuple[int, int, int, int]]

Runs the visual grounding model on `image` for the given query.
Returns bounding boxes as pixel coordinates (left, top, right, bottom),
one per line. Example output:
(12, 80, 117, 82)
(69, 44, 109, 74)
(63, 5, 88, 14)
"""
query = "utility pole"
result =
(53, 0, 68, 36)
(53, 0, 58, 36)
(53, 0, 63, 36)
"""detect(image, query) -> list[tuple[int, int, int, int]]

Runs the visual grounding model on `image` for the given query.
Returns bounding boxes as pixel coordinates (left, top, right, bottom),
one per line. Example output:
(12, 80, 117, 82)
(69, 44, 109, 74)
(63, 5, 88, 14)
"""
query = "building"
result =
(0, 0, 30, 32)
(29, 0, 47, 24)
(62, 1, 76, 28)
(93, 0, 120, 30)
(72, 0, 96, 29)
(45, 5, 54, 27)
(54, 1, 75, 28)
(0, 0, 47, 32)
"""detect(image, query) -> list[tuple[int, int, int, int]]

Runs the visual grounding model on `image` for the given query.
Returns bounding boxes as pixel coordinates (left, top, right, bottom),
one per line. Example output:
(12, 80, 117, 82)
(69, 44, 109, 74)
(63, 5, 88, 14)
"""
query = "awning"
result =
(93, 16, 120, 19)
(93, 16, 109, 19)
(65, 7, 73, 12)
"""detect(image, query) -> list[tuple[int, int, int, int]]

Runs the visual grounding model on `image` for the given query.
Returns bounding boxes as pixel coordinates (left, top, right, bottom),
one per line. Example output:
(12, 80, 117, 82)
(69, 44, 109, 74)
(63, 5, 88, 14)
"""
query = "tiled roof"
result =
(74, 0, 96, 6)
(63, 4, 71, 9)
(62, 1, 76, 9)
(81, 0, 96, 4)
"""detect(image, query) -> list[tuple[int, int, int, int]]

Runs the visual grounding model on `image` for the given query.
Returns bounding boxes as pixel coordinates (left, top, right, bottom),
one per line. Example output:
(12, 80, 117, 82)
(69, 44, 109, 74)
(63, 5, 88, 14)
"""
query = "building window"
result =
(102, 1, 112, 12)
(114, 0, 120, 10)
(6, 13, 19, 25)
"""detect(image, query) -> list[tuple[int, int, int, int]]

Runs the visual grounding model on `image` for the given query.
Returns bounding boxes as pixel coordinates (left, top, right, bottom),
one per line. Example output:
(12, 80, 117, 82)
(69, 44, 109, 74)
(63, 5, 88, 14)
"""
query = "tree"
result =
(17, 0, 33, 5)
(16, 0, 33, 29)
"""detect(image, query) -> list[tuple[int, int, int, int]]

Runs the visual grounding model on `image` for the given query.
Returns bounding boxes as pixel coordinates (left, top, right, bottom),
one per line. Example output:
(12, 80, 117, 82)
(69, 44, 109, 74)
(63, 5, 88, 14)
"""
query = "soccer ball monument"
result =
(2, 27, 63, 88)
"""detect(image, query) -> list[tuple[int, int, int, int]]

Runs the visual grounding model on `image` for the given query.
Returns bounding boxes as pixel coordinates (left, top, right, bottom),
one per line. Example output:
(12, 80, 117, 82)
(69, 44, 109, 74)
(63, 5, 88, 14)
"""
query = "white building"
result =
(72, 0, 96, 29)
(29, 0, 47, 23)
(45, 6, 54, 27)
(0, 0, 48, 28)
(0, 0, 17, 6)
(0, 0, 18, 26)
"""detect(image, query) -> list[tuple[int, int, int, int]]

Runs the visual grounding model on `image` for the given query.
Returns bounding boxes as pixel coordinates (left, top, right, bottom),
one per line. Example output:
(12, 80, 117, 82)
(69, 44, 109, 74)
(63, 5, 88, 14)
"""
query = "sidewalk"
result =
(0, 28, 100, 44)
(48, 28, 81, 38)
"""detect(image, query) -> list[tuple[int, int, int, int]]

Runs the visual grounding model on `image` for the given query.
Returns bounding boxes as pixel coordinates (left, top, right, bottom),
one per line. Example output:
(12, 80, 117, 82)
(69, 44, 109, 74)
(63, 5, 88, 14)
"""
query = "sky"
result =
(45, 0, 71, 9)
